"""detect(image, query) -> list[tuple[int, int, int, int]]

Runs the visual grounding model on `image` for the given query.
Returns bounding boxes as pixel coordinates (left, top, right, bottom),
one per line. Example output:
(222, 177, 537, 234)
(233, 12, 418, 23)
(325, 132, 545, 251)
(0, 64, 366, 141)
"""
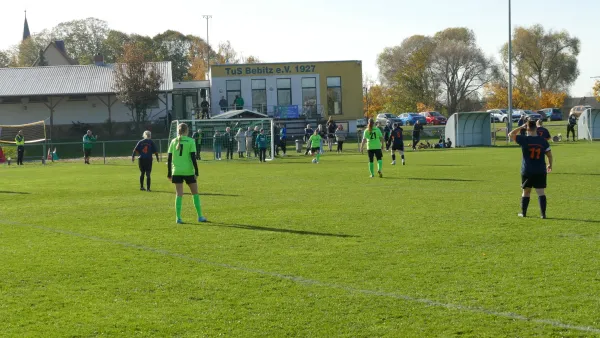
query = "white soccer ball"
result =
(312, 158, 316, 163)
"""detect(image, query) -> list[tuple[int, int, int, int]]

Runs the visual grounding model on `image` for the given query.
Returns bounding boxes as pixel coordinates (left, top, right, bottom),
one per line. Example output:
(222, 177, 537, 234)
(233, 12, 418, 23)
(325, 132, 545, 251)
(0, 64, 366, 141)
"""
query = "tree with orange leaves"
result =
(594, 80, 600, 103)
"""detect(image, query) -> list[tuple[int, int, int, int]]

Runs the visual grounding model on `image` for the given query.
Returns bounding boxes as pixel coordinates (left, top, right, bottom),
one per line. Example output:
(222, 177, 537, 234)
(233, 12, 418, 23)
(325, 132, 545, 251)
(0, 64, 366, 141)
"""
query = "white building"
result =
(0, 59, 173, 139)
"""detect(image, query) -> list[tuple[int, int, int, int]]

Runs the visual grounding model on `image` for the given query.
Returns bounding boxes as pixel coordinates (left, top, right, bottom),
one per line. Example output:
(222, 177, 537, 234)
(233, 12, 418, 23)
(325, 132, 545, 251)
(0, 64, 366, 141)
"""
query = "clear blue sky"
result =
(2, 0, 598, 96)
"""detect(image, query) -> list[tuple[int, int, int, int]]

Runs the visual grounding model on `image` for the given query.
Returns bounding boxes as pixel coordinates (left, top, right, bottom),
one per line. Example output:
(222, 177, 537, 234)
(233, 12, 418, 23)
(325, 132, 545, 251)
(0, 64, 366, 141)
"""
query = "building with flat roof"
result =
(209, 60, 363, 120)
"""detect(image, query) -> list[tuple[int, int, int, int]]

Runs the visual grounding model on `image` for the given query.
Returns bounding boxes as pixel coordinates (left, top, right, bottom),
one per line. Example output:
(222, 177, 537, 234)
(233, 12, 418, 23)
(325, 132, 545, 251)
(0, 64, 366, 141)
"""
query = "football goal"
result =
(168, 118, 276, 160)
(0, 120, 48, 162)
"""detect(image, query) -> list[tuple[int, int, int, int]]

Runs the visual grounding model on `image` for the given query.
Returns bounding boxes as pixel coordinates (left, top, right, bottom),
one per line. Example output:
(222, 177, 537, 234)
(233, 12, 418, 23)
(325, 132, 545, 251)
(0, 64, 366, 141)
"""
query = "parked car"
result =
(522, 110, 544, 121)
(569, 105, 591, 118)
(420, 111, 447, 125)
(537, 108, 563, 121)
(487, 109, 507, 122)
(356, 118, 368, 128)
(510, 110, 526, 122)
(398, 113, 427, 126)
(376, 113, 404, 126)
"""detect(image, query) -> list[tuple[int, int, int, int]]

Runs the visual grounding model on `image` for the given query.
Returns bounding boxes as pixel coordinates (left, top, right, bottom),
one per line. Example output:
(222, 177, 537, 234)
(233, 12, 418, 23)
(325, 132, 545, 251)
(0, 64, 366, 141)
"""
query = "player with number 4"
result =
(509, 120, 553, 219)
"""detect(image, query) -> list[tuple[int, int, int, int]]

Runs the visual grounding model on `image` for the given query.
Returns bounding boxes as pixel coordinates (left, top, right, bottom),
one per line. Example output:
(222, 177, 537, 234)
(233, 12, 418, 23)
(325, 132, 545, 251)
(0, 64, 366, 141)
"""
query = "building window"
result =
(277, 78, 292, 107)
(226, 80, 241, 110)
(251, 79, 267, 113)
(301, 77, 317, 116)
(327, 77, 342, 115)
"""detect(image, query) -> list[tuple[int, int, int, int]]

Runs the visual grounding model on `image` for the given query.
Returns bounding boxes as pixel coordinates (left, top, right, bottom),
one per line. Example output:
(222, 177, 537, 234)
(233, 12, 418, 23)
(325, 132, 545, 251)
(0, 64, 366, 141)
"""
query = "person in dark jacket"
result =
(567, 114, 577, 141)
(412, 121, 424, 151)
(304, 124, 314, 155)
(224, 127, 235, 160)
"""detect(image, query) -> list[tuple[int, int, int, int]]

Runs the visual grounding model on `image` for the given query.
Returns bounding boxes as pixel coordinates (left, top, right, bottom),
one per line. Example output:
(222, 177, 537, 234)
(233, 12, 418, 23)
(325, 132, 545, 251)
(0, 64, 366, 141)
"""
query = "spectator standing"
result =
(256, 129, 268, 162)
(245, 127, 253, 158)
(219, 96, 228, 112)
(334, 125, 346, 153)
(273, 124, 281, 156)
(567, 114, 577, 141)
(213, 130, 222, 160)
(82, 130, 97, 164)
(236, 128, 246, 158)
(252, 126, 260, 158)
(326, 117, 336, 151)
(200, 99, 210, 119)
(304, 124, 314, 155)
(383, 122, 392, 151)
(234, 95, 244, 110)
(15, 130, 25, 165)
(191, 129, 203, 160)
(224, 127, 235, 160)
(279, 123, 287, 156)
(412, 121, 424, 151)
(517, 114, 527, 136)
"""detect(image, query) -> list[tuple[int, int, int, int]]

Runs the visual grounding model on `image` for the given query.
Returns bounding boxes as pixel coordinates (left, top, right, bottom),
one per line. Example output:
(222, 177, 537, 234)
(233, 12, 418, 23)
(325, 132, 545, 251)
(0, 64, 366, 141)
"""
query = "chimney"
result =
(55, 40, 66, 53)
(94, 53, 105, 66)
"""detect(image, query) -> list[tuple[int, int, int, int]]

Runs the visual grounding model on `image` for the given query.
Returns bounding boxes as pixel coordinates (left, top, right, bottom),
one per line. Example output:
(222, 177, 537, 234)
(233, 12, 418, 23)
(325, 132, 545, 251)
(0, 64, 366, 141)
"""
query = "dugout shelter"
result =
(445, 112, 492, 148)
(578, 108, 600, 141)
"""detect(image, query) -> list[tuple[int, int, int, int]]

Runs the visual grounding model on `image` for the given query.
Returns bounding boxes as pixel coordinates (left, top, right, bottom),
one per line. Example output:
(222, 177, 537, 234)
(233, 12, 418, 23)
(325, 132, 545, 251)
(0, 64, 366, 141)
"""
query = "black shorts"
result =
(138, 158, 153, 173)
(392, 143, 404, 151)
(84, 149, 92, 157)
(311, 147, 320, 153)
(367, 149, 383, 162)
(521, 174, 547, 189)
(172, 175, 197, 184)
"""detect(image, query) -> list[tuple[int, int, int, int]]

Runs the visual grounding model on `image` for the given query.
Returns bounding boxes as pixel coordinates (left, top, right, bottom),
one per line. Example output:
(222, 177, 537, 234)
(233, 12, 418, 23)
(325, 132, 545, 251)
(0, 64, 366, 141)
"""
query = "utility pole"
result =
(202, 15, 212, 77)
(507, 0, 513, 141)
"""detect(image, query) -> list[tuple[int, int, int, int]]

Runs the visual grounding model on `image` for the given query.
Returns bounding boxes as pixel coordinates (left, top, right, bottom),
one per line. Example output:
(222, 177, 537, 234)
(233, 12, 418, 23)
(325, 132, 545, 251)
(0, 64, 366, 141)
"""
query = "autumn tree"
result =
(0, 50, 11, 68)
(363, 83, 389, 118)
(215, 40, 240, 64)
(243, 55, 261, 64)
(377, 35, 439, 113)
(430, 28, 494, 114)
(594, 81, 600, 103)
(51, 18, 109, 64)
(502, 24, 580, 94)
(114, 43, 163, 132)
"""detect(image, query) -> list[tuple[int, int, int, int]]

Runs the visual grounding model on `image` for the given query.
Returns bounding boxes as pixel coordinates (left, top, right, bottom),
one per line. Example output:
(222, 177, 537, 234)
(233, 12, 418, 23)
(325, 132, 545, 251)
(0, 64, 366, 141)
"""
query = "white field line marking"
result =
(2, 219, 599, 334)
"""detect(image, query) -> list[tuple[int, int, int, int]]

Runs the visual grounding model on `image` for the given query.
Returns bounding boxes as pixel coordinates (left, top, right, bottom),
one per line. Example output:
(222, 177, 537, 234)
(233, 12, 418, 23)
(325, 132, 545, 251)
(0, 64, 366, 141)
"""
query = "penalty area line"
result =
(1, 219, 599, 334)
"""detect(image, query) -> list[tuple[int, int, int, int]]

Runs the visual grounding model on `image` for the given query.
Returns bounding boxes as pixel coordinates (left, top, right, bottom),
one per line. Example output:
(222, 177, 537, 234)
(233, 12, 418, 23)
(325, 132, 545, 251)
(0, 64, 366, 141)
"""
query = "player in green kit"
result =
(360, 118, 385, 178)
(308, 130, 322, 163)
(167, 123, 207, 224)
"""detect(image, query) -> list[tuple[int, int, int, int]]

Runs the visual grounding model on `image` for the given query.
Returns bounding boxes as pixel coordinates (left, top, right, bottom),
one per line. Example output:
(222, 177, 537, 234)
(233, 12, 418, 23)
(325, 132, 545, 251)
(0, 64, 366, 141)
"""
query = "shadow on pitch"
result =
(385, 177, 481, 182)
(0, 191, 31, 195)
(552, 173, 600, 176)
(547, 217, 600, 224)
(421, 164, 470, 167)
(152, 191, 239, 197)
(207, 222, 358, 238)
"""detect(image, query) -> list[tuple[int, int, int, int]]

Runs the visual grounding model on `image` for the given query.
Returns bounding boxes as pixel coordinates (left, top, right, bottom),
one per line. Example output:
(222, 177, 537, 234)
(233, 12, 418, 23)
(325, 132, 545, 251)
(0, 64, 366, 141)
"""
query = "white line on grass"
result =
(2, 219, 599, 334)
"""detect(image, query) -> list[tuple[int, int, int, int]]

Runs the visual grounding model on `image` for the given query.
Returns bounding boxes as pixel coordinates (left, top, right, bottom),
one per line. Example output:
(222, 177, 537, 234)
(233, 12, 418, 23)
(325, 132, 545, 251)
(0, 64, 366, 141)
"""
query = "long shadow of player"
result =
(0, 191, 31, 194)
(152, 191, 239, 197)
(546, 217, 600, 223)
(207, 222, 358, 238)
(384, 177, 482, 182)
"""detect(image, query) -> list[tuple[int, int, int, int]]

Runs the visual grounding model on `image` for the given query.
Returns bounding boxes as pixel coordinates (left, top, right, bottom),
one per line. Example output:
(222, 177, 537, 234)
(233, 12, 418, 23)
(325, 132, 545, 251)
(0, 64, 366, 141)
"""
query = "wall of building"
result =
(210, 61, 363, 120)
(44, 45, 72, 66)
(0, 94, 169, 126)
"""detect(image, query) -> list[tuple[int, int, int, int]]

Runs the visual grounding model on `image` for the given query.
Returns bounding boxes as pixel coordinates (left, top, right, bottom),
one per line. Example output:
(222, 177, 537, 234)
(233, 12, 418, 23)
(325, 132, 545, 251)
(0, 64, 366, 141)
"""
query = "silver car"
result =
(376, 113, 403, 126)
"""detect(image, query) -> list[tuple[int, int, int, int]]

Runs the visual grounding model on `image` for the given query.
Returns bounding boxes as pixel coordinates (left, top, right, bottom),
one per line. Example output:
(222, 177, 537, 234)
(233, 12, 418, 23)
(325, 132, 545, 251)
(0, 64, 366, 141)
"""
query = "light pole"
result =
(202, 15, 212, 76)
(507, 0, 513, 140)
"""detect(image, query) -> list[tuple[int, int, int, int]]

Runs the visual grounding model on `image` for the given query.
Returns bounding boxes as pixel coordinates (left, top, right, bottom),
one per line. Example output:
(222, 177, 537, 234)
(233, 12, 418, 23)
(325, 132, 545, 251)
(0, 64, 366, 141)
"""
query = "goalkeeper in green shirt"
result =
(82, 130, 97, 164)
(359, 118, 385, 178)
(168, 123, 207, 224)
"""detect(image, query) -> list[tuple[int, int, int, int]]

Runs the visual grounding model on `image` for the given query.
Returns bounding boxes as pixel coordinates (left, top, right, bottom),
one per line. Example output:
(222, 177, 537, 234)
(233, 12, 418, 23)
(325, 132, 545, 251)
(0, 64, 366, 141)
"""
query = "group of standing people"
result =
(189, 126, 271, 162)
(303, 117, 347, 156)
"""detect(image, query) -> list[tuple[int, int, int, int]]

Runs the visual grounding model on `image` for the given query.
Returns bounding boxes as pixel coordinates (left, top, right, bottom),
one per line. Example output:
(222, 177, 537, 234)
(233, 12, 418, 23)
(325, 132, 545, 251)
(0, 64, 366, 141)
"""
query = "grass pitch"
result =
(1, 142, 599, 337)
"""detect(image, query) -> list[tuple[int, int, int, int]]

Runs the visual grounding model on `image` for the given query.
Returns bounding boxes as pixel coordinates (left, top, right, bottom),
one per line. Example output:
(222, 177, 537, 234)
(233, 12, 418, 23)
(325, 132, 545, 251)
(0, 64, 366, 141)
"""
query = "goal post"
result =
(168, 118, 276, 160)
(0, 120, 48, 163)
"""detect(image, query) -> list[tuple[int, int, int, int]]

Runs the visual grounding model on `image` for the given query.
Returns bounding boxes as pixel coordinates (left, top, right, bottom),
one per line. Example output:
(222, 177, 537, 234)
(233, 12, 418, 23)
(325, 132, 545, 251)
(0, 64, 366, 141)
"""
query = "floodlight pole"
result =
(507, 0, 513, 143)
(203, 15, 212, 77)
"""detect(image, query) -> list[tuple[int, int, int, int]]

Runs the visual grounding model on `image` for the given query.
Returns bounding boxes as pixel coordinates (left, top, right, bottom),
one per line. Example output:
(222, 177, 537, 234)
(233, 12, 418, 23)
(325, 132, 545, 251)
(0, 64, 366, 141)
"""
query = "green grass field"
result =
(1, 142, 599, 337)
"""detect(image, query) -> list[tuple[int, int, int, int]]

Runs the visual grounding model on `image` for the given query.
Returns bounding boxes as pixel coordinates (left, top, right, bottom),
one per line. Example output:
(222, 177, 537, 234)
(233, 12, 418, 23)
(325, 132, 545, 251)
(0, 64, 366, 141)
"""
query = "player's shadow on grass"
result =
(0, 191, 31, 194)
(547, 217, 600, 223)
(153, 191, 239, 197)
(208, 222, 358, 238)
(421, 164, 470, 167)
(553, 173, 600, 176)
(386, 177, 481, 182)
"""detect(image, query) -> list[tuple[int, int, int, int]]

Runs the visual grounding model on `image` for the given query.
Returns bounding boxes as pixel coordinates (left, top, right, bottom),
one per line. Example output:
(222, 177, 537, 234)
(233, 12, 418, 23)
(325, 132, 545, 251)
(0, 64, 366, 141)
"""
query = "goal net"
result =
(168, 118, 275, 160)
(0, 120, 47, 144)
(0, 120, 48, 162)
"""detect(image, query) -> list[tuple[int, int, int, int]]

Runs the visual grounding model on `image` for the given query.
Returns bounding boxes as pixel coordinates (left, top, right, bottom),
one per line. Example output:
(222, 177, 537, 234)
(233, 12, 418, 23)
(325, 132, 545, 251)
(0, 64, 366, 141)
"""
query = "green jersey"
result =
(168, 136, 196, 176)
(308, 134, 322, 148)
(83, 135, 96, 150)
(363, 128, 383, 150)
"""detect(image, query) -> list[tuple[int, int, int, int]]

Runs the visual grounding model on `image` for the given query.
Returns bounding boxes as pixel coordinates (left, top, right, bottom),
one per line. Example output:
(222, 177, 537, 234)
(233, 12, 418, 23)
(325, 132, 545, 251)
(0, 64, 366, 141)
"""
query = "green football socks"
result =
(175, 196, 183, 220)
(369, 162, 375, 176)
(316, 153, 321, 162)
(193, 194, 203, 217)
(377, 160, 383, 172)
